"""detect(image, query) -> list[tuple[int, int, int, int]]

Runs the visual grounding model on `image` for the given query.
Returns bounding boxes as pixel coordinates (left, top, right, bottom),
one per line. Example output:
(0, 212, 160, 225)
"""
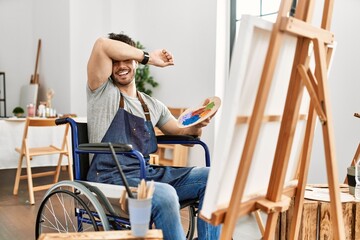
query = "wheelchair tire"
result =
(181, 205, 196, 240)
(35, 189, 98, 237)
(35, 181, 110, 238)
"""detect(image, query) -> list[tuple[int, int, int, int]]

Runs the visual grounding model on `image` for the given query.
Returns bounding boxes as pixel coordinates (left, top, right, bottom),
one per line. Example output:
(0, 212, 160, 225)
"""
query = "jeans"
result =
(151, 167, 221, 240)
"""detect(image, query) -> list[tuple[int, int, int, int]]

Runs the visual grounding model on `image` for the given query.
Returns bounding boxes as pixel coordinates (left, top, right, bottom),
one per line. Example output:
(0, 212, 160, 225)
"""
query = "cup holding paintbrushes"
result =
(108, 142, 155, 236)
(120, 179, 155, 237)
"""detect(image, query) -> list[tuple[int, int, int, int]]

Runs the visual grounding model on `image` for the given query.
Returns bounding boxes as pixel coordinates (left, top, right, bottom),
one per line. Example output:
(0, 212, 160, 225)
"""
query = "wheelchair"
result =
(35, 117, 210, 239)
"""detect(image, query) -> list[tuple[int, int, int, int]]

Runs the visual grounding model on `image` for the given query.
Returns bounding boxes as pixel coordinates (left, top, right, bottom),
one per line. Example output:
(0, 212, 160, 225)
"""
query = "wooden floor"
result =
(0, 167, 259, 240)
(0, 167, 199, 240)
(0, 167, 70, 240)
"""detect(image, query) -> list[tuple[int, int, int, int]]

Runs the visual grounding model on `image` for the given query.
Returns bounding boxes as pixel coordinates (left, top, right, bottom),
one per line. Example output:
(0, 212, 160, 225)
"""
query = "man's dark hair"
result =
(108, 33, 136, 47)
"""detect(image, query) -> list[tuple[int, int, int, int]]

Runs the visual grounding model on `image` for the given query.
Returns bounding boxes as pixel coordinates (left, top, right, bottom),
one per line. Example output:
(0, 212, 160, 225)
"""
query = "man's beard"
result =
(111, 74, 134, 87)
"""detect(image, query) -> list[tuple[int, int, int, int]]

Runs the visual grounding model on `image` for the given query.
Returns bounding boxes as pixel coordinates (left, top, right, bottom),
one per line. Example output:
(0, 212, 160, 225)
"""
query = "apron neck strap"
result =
(119, 91, 151, 121)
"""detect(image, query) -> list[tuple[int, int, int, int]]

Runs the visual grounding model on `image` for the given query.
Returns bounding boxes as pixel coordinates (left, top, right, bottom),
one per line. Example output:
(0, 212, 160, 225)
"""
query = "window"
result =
(230, 0, 297, 56)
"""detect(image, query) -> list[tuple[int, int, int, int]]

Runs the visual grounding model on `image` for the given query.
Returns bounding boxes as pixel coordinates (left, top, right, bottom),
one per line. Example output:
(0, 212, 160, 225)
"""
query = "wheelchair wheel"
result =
(35, 181, 110, 238)
(181, 205, 197, 240)
(35, 189, 98, 236)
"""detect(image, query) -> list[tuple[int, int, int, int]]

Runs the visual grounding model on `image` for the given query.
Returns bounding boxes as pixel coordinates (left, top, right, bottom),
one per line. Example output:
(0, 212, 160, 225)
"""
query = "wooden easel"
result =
(30, 38, 41, 84)
(201, 0, 345, 239)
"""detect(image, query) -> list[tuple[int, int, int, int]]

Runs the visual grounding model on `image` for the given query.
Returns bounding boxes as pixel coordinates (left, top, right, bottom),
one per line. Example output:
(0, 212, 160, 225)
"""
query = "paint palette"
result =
(177, 96, 221, 128)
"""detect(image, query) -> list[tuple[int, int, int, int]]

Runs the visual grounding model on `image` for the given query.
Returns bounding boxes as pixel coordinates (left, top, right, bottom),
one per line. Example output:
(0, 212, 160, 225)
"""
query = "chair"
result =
(13, 117, 73, 205)
(35, 117, 210, 239)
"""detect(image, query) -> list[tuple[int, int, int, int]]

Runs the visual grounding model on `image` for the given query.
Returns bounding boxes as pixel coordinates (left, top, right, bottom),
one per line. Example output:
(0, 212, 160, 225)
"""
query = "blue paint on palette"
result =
(182, 115, 200, 126)
(178, 97, 221, 128)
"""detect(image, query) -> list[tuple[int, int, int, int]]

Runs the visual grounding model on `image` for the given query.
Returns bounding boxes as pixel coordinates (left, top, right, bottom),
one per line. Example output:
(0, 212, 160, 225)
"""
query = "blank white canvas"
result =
(20, 84, 38, 115)
(202, 15, 310, 220)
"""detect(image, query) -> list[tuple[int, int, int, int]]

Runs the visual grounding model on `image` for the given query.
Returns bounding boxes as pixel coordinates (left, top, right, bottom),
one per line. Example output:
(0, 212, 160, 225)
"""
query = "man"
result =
(86, 33, 220, 240)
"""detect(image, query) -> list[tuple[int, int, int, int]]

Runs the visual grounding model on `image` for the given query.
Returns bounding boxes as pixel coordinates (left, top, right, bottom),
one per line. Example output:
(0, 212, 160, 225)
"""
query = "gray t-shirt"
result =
(87, 78, 173, 144)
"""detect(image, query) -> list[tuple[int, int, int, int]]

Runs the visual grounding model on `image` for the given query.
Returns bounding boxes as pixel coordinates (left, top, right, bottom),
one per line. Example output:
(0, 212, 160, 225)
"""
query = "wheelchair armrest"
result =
(156, 134, 199, 142)
(78, 143, 133, 152)
(77, 142, 146, 180)
(156, 135, 211, 167)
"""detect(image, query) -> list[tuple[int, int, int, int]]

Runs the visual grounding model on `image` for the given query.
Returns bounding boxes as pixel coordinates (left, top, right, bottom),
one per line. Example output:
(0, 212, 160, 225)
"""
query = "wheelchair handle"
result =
(156, 135, 199, 141)
(55, 117, 69, 125)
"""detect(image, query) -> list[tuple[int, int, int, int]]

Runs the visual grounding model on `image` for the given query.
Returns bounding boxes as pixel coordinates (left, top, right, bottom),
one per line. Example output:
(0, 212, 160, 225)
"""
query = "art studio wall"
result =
(309, 0, 360, 184)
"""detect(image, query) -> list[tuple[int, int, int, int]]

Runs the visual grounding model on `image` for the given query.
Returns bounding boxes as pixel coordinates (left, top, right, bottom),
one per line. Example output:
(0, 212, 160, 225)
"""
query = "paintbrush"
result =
(138, 179, 147, 199)
(109, 142, 135, 199)
(147, 180, 155, 199)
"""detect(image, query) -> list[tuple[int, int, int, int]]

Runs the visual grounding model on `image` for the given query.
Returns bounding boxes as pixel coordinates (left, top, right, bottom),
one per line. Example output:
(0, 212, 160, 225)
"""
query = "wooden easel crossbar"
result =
(200, 0, 345, 239)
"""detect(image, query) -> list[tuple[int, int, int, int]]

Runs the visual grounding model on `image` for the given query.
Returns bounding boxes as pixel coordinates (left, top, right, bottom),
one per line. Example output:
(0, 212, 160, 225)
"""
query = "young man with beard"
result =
(86, 33, 220, 240)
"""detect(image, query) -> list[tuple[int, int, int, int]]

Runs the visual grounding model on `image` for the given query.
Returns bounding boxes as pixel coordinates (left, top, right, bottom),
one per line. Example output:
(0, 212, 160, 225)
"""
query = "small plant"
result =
(12, 106, 24, 117)
(135, 41, 159, 96)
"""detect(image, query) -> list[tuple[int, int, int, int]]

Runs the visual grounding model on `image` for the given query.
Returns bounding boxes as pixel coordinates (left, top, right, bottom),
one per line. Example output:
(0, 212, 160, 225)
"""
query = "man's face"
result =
(112, 59, 138, 86)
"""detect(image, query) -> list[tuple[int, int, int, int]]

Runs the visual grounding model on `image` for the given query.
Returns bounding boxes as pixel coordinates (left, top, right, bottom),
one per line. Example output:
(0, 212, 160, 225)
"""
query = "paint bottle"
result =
(355, 160, 360, 200)
(38, 104, 46, 118)
(27, 104, 35, 117)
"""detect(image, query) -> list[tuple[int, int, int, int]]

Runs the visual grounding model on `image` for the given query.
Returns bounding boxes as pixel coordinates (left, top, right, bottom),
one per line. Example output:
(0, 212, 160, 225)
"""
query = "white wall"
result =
(0, 0, 71, 115)
(308, 0, 360, 183)
(35, 0, 71, 115)
(0, 0, 217, 166)
(69, 0, 107, 117)
(0, 0, 359, 181)
(0, 0, 34, 112)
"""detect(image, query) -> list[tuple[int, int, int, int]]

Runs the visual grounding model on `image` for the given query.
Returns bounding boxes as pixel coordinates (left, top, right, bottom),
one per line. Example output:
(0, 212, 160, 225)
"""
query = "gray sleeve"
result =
(87, 80, 120, 143)
(155, 98, 175, 128)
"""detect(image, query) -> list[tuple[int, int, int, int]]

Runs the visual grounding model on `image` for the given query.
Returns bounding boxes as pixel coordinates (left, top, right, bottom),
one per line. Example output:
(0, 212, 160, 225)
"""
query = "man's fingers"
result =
(162, 49, 174, 62)
(203, 98, 210, 106)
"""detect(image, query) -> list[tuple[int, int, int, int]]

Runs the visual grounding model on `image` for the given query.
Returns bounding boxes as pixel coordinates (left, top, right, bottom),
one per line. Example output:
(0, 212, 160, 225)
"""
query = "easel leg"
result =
(313, 38, 345, 239)
(263, 212, 280, 239)
(289, 105, 317, 239)
(254, 210, 265, 235)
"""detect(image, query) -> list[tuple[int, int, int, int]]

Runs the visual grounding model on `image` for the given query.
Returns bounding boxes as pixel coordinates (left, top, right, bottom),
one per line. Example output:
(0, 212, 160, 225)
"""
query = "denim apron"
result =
(87, 91, 192, 186)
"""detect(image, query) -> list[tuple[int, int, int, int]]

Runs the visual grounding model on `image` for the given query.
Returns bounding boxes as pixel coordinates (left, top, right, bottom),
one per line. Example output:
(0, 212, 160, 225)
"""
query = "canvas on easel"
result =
(201, 0, 344, 239)
(201, 12, 305, 220)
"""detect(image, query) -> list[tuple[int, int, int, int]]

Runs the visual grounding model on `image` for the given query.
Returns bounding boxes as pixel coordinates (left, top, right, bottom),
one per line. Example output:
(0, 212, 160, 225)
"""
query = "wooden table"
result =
(294, 200, 360, 239)
(0, 117, 86, 169)
(0, 118, 65, 169)
(38, 230, 163, 240)
(276, 185, 360, 240)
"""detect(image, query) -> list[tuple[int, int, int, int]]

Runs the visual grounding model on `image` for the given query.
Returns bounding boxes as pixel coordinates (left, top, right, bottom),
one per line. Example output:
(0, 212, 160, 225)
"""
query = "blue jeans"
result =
(151, 167, 221, 240)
